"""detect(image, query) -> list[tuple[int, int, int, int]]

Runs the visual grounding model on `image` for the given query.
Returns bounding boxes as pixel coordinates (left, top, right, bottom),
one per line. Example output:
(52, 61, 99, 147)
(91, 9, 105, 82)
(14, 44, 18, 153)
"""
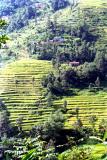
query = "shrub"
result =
(58, 146, 92, 160)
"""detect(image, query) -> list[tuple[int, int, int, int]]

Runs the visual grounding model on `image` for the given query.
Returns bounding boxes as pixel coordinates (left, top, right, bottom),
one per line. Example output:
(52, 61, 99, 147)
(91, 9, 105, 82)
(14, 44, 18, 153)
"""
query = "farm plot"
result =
(54, 92, 107, 128)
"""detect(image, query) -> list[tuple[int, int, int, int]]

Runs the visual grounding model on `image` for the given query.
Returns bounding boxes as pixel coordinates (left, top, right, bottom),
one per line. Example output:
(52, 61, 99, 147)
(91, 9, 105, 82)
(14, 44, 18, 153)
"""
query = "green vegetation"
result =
(54, 91, 107, 128)
(0, 19, 9, 48)
(1, 0, 107, 159)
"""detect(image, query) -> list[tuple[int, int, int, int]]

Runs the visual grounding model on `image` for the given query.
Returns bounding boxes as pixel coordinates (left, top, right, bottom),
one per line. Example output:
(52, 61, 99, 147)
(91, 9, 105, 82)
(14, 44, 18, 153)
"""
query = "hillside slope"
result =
(0, 0, 107, 131)
(0, 59, 53, 130)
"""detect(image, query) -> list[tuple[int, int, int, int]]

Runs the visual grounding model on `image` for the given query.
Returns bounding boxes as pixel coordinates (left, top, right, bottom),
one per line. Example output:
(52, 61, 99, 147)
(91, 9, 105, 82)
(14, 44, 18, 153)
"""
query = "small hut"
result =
(69, 61, 80, 67)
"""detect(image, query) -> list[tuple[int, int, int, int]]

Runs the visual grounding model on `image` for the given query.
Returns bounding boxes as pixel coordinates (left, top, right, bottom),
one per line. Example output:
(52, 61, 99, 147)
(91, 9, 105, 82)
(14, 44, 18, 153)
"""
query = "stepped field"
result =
(80, 0, 107, 8)
(54, 91, 107, 128)
(1, 59, 107, 130)
(0, 59, 54, 131)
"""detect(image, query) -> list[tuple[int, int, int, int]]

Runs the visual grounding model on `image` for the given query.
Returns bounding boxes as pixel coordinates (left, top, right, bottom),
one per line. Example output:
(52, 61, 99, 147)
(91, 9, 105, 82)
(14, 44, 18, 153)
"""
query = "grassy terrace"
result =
(0, 59, 53, 130)
(80, 0, 107, 8)
(54, 91, 107, 128)
(1, 59, 107, 130)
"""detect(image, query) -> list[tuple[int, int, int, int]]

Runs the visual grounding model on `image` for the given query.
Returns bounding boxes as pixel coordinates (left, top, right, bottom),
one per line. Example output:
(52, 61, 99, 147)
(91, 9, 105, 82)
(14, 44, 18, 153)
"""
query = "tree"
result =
(50, 0, 70, 11)
(0, 101, 10, 138)
(75, 107, 79, 120)
(74, 119, 83, 130)
(46, 91, 53, 107)
(95, 51, 105, 72)
(62, 100, 67, 113)
(16, 115, 24, 132)
(58, 146, 92, 160)
(63, 100, 67, 108)
(43, 110, 65, 140)
(89, 115, 98, 134)
(0, 19, 9, 48)
(95, 76, 100, 87)
(99, 119, 107, 139)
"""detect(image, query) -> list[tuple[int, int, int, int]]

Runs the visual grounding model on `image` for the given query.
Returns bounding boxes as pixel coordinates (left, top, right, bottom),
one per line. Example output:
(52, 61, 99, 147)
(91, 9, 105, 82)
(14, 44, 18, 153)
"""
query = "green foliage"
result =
(7, 6, 37, 32)
(0, 19, 7, 27)
(50, 0, 70, 11)
(0, 0, 50, 32)
(41, 12, 107, 89)
(2, 137, 57, 160)
(99, 119, 107, 140)
(0, 101, 11, 159)
(22, 149, 36, 160)
(42, 110, 65, 139)
(42, 71, 70, 96)
(86, 136, 103, 145)
(88, 115, 98, 136)
(0, 19, 9, 48)
(0, 1, 107, 160)
(91, 144, 107, 160)
(58, 146, 92, 160)
(0, 0, 36, 17)
(0, 101, 10, 137)
(22, 147, 57, 160)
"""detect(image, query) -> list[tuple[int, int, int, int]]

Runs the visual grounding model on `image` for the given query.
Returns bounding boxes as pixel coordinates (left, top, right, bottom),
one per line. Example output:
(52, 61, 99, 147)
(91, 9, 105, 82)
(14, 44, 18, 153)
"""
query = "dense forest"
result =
(0, 0, 107, 159)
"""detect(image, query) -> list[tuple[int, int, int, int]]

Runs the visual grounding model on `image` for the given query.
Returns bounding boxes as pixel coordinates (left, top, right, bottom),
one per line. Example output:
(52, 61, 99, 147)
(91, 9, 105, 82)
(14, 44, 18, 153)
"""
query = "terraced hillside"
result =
(0, 0, 107, 132)
(54, 91, 107, 128)
(0, 59, 53, 131)
(1, 59, 107, 130)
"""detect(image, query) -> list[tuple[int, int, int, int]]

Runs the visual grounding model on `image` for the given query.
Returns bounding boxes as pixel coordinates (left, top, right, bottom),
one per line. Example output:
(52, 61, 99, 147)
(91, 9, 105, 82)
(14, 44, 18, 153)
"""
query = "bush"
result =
(58, 146, 92, 160)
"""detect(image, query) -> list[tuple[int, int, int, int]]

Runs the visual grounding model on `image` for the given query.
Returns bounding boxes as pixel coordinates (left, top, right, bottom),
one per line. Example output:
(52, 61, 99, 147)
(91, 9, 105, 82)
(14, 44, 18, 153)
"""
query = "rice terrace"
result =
(1, 60, 107, 130)
(0, 0, 107, 159)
